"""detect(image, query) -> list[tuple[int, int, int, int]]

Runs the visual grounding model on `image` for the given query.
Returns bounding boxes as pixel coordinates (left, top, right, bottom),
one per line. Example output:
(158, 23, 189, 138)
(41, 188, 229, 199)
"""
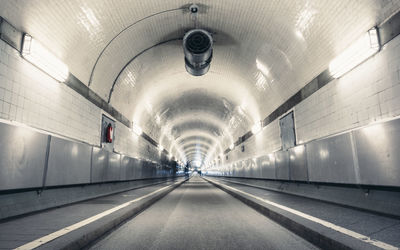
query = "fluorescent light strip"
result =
(251, 122, 262, 134)
(132, 123, 143, 136)
(329, 28, 379, 78)
(22, 34, 69, 82)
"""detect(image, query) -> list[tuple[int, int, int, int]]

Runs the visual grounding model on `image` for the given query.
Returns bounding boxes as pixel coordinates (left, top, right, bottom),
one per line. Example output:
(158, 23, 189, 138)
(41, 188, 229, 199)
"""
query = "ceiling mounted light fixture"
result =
(183, 29, 213, 76)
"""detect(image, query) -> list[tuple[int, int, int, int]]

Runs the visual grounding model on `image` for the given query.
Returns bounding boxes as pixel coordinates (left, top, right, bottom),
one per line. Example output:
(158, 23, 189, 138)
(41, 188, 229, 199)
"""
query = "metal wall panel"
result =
(231, 162, 237, 176)
(141, 161, 151, 178)
(280, 111, 296, 150)
(136, 159, 144, 179)
(238, 161, 245, 177)
(355, 120, 400, 186)
(243, 159, 252, 177)
(307, 133, 357, 184)
(120, 155, 130, 181)
(289, 145, 308, 181)
(258, 154, 276, 179)
(0, 123, 48, 190)
(91, 147, 108, 182)
(126, 157, 139, 180)
(234, 162, 241, 177)
(251, 157, 261, 178)
(108, 152, 121, 181)
(46, 137, 91, 186)
(275, 150, 290, 179)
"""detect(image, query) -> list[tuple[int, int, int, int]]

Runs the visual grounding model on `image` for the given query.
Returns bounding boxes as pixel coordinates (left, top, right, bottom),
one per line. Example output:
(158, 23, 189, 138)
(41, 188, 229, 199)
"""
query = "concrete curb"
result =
(204, 177, 380, 250)
(37, 178, 189, 250)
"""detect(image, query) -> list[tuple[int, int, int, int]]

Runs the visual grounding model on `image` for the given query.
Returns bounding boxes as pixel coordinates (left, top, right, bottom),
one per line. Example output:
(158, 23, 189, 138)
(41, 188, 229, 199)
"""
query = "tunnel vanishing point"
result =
(1, 1, 400, 250)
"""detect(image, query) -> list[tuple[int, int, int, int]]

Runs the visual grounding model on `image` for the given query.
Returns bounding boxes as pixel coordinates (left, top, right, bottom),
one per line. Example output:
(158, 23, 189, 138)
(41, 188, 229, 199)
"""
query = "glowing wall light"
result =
(329, 27, 380, 78)
(158, 145, 164, 152)
(21, 34, 69, 82)
(251, 121, 262, 134)
(229, 143, 235, 150)
(132, 123, 143, 136)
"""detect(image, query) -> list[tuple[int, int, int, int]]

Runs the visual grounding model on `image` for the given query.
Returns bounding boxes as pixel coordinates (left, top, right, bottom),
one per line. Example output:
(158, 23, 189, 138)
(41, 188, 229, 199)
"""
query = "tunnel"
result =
(0, 1, 400, 249)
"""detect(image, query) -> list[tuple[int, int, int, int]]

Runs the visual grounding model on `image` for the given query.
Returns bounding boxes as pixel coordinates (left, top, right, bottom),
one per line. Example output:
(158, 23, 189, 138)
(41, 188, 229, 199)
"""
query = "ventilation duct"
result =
(183, 29, 213, 76)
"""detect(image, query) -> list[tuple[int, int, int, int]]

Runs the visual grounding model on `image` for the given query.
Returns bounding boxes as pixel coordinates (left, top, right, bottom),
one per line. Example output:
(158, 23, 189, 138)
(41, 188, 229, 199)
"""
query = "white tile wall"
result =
(114, 120, 161, 162)
(225, 120, 281, 164)
(0, 39, 102, 145)
(220, 34, 400, 169)
(295, 34, 400, 143)
(0, 39, 161, 162)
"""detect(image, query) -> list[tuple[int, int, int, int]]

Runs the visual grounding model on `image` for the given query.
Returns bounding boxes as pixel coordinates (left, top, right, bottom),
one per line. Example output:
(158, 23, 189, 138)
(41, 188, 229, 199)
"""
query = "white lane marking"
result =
(14, 181, 183, 250)
(206, 178, 398, 250)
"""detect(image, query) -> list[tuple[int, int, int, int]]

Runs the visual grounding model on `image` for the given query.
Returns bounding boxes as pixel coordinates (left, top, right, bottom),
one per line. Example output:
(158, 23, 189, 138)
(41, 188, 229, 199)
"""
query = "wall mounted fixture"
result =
(251, 121, 262, 134)
(21, 34, 69, 82)
(329, 27, 380, 78)
(132, 123, 143, 136)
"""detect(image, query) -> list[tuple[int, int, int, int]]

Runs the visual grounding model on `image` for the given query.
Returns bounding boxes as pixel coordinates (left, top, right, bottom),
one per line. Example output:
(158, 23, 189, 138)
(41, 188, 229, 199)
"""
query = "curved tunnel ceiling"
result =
(1, 0, 399, 165)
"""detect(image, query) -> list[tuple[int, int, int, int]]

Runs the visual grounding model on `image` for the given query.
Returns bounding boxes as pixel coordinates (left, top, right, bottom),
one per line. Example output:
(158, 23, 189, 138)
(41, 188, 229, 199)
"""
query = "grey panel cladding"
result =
(0, 122, 175, 190)
(120, 155, 129, 181)
(275, 150, 290, 179)
(307, 133, 357, 184)
(121, 156, 144, 180)
(0, 123, 48, 190)
(355, 120, 400, 186)
(250, 158, 261, 178)
(237, 161, 245, 177)
(244, 159, 253, 178)
(289, 145, 308, 181)
(91, 147, 109, 183)
(258, 154, 276, 179)
(214, 117, 400, 188)
(46, 137, 91, 186)
(91, 147, 121, 182)
(108, 152, 121, 181)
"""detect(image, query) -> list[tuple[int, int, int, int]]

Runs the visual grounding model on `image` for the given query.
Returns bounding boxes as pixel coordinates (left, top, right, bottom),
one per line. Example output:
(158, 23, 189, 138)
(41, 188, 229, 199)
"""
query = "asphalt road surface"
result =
(90, 175, 318, 250)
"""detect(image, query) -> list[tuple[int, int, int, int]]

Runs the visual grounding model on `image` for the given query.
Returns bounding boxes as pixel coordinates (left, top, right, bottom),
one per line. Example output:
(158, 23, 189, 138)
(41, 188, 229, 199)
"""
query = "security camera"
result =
(190, 4, 199, 14)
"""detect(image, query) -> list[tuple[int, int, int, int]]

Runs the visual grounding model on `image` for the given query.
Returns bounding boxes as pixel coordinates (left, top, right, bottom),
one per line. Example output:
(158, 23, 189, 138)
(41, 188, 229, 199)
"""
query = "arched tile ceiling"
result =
(1, 0, 399, 164)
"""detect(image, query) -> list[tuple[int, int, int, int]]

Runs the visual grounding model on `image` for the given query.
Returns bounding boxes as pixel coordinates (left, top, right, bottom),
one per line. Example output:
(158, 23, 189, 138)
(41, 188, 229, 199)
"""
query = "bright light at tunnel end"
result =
(329, 27, 380, 79)
(21, 34, 69, 82)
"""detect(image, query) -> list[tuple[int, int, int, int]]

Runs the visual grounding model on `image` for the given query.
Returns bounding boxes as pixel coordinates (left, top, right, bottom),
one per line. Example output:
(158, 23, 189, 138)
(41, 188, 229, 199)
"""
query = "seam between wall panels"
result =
(90, 147, 93, 184)
(41, 135, 52, 189)
(305, 144, 309, 182)
(349, 132, 361, 185)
